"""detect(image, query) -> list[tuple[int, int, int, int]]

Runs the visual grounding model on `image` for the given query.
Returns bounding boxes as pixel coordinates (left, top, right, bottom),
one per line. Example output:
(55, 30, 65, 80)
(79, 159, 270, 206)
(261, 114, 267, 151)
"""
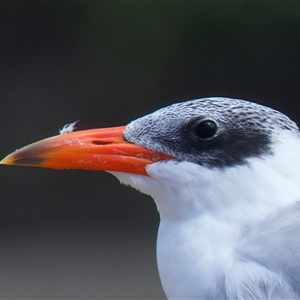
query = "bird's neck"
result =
(148, 134, 300, 223)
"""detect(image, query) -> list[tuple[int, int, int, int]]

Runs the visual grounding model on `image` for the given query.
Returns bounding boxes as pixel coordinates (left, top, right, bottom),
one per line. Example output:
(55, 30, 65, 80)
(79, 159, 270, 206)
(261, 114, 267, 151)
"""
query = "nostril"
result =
(92, 141, 111, 145)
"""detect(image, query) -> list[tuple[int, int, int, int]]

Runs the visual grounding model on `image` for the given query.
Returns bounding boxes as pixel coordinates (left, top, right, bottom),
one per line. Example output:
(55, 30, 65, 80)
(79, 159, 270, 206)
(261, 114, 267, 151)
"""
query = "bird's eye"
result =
(194, 120, 217, 139)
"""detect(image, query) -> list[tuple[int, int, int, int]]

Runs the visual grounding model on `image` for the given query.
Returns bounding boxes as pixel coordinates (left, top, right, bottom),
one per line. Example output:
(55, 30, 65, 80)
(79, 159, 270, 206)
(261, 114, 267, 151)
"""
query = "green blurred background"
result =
(0, 2, 299, 299)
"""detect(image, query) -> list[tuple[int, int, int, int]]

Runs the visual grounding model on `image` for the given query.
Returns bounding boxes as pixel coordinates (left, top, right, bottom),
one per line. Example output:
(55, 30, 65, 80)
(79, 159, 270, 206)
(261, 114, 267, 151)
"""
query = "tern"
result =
(1, 97, 300, 299)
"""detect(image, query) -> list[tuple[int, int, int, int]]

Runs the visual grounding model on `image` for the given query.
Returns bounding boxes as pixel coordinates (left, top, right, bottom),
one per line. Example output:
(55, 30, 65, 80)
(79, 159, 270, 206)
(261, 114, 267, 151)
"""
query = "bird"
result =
(1, 97, 300, 299)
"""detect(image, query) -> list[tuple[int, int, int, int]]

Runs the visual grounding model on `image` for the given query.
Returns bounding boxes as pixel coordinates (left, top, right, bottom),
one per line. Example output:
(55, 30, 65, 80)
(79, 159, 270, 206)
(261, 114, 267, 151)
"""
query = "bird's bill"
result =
(0, 126, 172, 176)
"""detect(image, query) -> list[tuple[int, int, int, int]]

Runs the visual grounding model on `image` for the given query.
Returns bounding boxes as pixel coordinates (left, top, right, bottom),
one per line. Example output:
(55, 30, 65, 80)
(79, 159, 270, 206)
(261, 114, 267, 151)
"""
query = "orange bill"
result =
(0, 126, 173, 176)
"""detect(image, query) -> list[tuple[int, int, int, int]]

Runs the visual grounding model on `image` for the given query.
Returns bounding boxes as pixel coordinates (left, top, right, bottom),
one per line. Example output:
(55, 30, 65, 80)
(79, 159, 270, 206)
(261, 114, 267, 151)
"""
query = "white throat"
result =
(111, 132, 300, 299)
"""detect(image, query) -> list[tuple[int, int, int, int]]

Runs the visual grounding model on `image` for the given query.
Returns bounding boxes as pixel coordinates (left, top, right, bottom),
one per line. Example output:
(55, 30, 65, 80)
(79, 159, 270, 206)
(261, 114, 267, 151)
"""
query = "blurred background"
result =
(0, 2, 300, 299)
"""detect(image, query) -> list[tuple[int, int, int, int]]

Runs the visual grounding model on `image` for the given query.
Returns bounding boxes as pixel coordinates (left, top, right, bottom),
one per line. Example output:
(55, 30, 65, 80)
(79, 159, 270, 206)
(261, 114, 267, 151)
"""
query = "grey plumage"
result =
(125, 97, 298, 168)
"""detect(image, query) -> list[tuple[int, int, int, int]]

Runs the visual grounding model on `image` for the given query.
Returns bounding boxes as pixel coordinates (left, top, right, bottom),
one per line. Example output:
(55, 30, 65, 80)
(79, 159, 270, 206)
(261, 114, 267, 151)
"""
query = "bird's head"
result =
(2, 98, 300, 218)
(125, 97, 299, 169)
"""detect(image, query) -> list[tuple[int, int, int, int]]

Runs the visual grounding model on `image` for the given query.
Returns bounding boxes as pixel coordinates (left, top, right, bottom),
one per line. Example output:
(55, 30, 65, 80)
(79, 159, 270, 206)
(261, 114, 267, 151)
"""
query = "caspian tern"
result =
(1, 97, 300, 299)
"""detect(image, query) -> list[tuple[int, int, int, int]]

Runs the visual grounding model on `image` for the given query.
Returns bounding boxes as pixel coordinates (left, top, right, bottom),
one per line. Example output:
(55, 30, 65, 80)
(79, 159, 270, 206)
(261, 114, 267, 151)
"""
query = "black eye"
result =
(194, 120, 217, 139)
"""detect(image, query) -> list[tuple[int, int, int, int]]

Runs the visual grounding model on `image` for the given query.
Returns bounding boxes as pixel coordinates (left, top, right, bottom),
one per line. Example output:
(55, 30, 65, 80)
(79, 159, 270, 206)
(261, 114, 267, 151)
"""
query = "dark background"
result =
(0, 2, 299, 299)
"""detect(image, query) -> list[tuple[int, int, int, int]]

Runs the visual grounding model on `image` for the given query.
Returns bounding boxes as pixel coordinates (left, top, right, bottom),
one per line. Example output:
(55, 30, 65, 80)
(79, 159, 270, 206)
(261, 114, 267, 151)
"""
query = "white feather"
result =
(111, 130, 300, 299)
(59, 120, 79, 135)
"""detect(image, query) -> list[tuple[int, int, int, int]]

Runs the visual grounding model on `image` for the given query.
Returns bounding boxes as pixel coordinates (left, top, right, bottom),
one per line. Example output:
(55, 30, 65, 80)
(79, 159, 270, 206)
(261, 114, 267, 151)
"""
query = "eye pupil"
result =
(195, 120, 217, 138)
